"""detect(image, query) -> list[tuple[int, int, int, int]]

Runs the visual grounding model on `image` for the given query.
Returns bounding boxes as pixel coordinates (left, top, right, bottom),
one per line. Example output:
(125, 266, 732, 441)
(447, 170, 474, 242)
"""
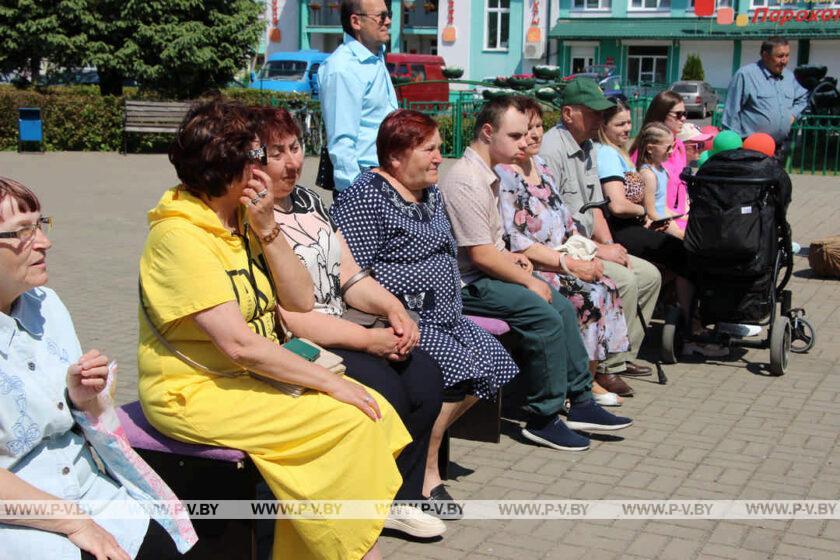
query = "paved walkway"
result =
(2, 153, 839, 559)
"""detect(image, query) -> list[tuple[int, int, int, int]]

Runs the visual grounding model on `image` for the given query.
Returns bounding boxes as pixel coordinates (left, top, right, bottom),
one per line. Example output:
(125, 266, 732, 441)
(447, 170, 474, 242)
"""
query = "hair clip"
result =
(247, 145, 268, 165)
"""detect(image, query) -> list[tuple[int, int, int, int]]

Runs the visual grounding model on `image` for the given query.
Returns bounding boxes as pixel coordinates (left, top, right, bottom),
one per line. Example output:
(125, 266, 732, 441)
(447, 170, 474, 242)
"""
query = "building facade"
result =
(261, 1, 840, 89)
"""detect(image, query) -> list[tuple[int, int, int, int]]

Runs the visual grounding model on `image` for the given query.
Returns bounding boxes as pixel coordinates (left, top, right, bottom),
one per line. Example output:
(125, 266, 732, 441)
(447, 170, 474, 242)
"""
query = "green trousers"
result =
(461, 276, 592, 417)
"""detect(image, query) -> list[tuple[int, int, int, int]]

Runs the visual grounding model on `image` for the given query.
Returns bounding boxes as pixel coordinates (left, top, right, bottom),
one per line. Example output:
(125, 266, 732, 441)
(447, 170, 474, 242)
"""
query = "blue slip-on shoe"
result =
(522, 416, 590, 451)
(566, 399, 633, 432)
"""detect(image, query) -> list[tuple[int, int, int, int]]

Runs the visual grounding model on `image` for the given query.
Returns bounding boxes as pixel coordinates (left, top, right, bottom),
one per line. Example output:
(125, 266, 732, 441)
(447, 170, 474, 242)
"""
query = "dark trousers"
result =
(81, 519, 181, 560)
(460, 276, 592, 418)
(610, 218, 689, 278)
(333, 347, 443, 501)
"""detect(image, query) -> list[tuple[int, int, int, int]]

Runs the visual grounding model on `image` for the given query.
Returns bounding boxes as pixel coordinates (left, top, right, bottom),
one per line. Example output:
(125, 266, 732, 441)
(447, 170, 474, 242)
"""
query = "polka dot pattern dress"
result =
(331, 171, 518, 400)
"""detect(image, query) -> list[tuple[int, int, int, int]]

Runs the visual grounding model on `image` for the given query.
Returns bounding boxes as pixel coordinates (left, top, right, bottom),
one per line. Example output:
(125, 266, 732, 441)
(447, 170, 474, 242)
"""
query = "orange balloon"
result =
(743, 132, 776, 157)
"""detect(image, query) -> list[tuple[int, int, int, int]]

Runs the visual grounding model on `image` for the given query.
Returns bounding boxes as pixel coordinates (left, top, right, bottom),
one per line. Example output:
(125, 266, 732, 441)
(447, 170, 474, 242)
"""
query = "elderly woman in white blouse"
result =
(0, 177, 194, 560)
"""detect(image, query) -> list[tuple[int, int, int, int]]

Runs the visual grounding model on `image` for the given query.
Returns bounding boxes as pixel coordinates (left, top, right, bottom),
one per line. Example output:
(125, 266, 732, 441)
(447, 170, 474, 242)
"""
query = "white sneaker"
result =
(718, 322, 763, 337)
(682, 342, 730, 358)
(384, 504, 446, 538)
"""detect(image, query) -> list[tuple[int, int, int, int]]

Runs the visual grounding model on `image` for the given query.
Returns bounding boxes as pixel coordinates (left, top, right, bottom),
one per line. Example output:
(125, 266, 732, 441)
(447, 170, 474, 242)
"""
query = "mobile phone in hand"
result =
(650, 213, 686, 229)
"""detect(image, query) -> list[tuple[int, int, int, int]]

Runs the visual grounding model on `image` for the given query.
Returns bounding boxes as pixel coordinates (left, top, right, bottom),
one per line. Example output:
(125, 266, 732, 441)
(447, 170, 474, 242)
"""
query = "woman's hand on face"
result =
(386, 307, 420, 357)
(66, 350, 111, 410)
(240, 168, 276, 237)
(365, 327, 401, 359)
(66, 517, 131, 560)
(325, 378, 382, 421)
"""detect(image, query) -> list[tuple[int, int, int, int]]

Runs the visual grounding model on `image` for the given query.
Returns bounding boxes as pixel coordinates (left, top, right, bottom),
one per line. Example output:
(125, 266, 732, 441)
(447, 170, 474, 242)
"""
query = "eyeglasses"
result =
(354, 10, 392, 25)
(0, 216, 53, 242)
(668, 110, 688, 120)
(247, 145, 268, 166)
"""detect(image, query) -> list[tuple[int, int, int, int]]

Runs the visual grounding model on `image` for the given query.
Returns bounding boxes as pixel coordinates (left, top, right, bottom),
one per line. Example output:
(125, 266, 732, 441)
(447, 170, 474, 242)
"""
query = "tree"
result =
(682, 54, 705, 82)
(0, 0, 89, 83)
(86, 0, 263, 98)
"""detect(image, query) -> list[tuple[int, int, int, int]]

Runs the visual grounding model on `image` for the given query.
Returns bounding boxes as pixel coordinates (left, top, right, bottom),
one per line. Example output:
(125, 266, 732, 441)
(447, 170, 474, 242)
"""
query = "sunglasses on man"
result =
(354, 10, 392, 25)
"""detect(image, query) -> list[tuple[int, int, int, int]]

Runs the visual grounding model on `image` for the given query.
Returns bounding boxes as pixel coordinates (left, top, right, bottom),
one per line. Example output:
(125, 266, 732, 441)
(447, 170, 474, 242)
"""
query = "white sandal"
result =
(594, 391, 622, 407)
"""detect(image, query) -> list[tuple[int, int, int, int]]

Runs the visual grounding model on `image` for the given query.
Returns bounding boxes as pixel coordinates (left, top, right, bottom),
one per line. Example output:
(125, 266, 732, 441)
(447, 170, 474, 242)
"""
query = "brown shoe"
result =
(620, 362, 653, 377)
(594, 372, 634, 397)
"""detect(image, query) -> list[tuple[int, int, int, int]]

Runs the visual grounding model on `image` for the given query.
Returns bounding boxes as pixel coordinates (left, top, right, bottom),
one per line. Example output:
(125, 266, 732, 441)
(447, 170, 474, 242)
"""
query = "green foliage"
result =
(2, 1, 263, 98)
(99, 0, 263, 98)
(0, 0, 89, 80)
(0, 86, 320, 153)
(682, 54, 705, 82)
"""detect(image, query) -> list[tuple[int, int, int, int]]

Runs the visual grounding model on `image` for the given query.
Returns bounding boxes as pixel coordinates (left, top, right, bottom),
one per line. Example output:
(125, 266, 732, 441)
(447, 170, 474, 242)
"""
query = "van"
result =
(385, 53, 449, 106)
(250, 50, 329, 98)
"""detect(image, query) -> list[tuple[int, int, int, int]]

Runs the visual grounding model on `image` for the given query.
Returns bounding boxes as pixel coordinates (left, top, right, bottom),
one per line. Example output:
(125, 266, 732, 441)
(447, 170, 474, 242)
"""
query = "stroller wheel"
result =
(661, 306, 682, 364)
(769, 316, 791, 376)
(789, 310, 816, 354)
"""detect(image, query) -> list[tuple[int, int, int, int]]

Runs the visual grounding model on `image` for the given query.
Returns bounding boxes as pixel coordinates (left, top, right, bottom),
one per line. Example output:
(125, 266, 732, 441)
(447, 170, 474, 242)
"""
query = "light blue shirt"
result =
(641, 164, 669, 217)
(722, 60, 808, 143)
(594, 143, 633, 181)
(0, 288, 149, 559)
(318, 33, 399, 192)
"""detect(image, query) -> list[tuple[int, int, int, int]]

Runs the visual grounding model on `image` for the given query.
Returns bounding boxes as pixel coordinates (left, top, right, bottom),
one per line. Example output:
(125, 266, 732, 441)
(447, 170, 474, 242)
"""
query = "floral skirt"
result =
(538, 271, 630, 362)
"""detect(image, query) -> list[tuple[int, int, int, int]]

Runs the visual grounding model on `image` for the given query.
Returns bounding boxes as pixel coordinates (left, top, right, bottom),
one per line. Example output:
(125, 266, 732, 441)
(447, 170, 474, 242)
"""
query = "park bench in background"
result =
(122, 100, 191, 154)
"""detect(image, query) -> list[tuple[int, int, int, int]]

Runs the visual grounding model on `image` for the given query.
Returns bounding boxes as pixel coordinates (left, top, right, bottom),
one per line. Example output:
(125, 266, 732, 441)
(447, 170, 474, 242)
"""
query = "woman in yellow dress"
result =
(137, 99, 410, 560)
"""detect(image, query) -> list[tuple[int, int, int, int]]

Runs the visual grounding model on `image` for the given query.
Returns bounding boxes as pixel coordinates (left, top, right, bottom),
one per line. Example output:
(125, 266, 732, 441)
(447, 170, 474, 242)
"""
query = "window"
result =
(258, 61, 308, 81)
(629, 0, 671, 10)
(626, 46, 668, 85)
(749, 0, 782, 7)
(572, 0, 611, 10)
(485, 0, 510, 51)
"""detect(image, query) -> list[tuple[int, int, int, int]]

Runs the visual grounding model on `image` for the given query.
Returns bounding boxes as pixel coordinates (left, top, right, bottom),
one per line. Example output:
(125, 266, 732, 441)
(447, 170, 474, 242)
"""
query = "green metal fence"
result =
(787, 115, 840, 176)
(406, 97, 485, 158)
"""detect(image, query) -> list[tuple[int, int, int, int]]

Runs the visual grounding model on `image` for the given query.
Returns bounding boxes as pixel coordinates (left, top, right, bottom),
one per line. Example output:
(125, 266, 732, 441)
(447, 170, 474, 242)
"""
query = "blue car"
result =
(250, 50, 329, 97)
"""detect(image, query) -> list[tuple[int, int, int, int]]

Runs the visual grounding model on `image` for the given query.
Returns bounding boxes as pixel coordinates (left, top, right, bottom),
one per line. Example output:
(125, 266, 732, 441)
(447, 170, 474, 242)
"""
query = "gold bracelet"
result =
(260, 226, 282, 245)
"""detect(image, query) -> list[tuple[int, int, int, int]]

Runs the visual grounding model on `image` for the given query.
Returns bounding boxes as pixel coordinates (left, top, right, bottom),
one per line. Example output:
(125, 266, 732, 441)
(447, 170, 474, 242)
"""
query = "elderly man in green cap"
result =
(541, 78, 662, 396)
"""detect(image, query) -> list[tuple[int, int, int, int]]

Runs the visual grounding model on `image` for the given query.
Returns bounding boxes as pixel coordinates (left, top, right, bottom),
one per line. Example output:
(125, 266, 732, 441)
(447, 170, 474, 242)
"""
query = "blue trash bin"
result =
(18, 107, 43, 151)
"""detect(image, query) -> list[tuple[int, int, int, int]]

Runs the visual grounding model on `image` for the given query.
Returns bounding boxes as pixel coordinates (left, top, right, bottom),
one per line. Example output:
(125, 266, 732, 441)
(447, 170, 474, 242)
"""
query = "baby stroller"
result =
(660, 149, 816, 374)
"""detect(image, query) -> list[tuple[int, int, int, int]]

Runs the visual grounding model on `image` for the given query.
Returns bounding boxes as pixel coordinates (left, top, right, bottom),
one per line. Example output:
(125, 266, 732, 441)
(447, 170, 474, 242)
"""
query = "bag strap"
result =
(138, 279, 244, 379)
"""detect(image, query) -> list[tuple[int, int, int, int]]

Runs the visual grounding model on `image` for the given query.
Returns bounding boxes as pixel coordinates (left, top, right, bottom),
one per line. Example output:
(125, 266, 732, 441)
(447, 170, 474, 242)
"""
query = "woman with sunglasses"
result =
(0, 178, 197, 559)
(639, 91, 691, 231)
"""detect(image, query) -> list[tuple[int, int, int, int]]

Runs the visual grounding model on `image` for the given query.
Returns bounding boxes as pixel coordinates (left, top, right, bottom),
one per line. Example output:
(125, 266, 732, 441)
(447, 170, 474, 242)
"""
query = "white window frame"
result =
(626, 54, 669, 85)
(628, 0, 671, 11)
(484, 0, 511, 52)
(748, 0, 783, 8)
(571, 0, 612, 11)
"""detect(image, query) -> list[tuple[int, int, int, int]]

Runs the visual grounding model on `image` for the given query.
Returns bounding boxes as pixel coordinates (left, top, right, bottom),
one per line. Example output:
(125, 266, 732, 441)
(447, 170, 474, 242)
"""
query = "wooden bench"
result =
(122, 100, 191, 154)
(439, 315, 512, 479)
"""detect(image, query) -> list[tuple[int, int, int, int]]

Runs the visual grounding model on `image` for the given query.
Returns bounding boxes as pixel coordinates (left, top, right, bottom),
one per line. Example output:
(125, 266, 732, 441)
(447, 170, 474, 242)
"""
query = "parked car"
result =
(386, 53, 449, 106)
(250, 50, 329, 98)
(670, 80, 719, 118)
(562, 72, 626, 102)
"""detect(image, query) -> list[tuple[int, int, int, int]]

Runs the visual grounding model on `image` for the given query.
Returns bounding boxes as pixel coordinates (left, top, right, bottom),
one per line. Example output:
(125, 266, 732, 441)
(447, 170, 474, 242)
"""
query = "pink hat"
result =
(677, 122, 714, 143)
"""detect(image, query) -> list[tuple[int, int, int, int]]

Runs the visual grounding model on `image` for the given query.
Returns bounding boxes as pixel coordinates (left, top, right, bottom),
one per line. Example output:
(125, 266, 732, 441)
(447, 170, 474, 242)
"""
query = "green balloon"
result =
(713, 130, 743, 153)
(698, 150, 712, 167)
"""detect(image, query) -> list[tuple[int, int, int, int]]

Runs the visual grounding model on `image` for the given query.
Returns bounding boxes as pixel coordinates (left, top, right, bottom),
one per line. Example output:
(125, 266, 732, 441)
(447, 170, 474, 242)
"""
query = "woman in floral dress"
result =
(497, 99, 630, 404)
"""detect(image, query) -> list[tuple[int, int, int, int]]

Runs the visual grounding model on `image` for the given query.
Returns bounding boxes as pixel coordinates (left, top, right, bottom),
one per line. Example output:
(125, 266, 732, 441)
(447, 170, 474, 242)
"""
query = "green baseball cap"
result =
(561, 77, 616, 111)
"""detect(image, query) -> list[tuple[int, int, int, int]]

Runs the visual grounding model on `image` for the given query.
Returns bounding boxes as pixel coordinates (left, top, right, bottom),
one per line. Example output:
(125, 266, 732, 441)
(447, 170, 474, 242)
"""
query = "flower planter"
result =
(442, 67, 463, 79)
(533, 66, 561, 81)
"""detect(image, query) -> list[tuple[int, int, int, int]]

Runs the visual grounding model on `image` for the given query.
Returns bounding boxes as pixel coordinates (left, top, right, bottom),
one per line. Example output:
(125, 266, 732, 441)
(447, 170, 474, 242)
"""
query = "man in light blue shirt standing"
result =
(723, 36, 808, 158)
(318, 0, 398, 192)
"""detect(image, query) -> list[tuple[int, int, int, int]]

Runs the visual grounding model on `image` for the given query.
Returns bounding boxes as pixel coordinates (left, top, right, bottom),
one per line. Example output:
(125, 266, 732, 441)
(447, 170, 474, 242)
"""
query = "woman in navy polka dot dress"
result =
(331, 110, 519, 505)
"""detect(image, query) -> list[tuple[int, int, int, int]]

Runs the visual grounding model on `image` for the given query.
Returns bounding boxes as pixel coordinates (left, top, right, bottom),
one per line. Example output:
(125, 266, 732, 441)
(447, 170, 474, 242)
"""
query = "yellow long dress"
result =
(137, 188, 411, 559)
